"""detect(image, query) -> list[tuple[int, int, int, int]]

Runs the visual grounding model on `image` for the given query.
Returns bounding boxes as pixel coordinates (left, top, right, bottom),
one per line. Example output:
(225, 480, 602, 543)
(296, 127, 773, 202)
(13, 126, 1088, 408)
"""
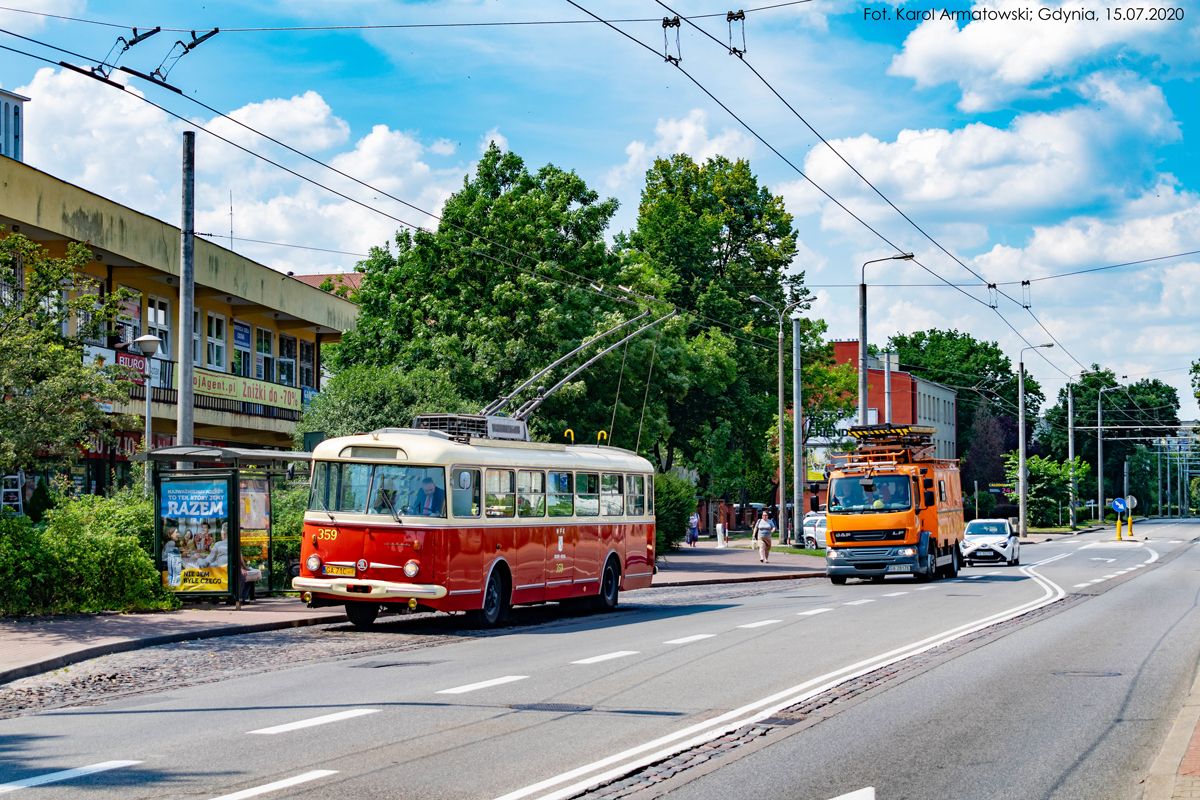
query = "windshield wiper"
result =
(378, 489, 403, 524)
(313, 490, 335, 522)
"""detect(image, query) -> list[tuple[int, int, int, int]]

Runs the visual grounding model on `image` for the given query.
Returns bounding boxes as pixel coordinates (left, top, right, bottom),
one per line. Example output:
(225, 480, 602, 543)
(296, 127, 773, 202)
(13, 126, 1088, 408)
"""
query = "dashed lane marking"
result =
(209, 770, 338, 800)
(664, 635, 716, 645)
(913, 586, 936, 591)
(0, 761, 143, 794)
(572, 652, 640, 665)
(437, 676, 529, 694)
(248, 709, 378, 735)
(843, 599, 875, 606)
(882, 592, 909, 597)
(1073, 584, 1092, 588)
(797, 608, 833, 616)
(737, 620, 783, 628)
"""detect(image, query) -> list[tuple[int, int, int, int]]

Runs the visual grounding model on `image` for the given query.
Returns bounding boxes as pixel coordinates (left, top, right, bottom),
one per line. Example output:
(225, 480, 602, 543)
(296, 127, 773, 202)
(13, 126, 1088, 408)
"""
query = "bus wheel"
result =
(830, 576, 847, 585)
(468, 571, 510, 628)
(345, 602, 379, 629)
(594, 559, 620, 612)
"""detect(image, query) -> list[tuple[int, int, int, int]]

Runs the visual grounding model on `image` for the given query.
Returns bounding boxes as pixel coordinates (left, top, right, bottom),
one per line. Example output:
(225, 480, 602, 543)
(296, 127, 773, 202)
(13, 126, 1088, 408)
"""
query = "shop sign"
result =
(83, 430, 141, 461)
(186, 366, 301, 412)
(160, 479, 230, 592)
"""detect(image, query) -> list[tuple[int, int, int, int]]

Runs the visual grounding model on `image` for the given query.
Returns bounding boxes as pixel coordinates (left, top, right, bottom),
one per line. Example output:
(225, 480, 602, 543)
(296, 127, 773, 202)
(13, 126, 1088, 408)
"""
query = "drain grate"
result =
(510, 703, 592, 713)
(350, 660, 440, 669)
(1053, 671, 1121, 677)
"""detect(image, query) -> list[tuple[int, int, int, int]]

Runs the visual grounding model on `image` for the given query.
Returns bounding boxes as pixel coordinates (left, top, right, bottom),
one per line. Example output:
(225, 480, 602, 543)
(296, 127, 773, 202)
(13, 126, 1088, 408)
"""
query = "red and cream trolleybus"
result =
(293, 419, 656, 628)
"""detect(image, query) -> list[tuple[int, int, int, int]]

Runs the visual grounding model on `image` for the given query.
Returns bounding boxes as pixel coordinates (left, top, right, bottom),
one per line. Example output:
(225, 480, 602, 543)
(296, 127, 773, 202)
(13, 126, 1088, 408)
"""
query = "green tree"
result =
(1002, 453, 1091, 527)
(887, 329, 1043, 457)
(0, 231, 134, 474)
(962, 400, 1005, 490)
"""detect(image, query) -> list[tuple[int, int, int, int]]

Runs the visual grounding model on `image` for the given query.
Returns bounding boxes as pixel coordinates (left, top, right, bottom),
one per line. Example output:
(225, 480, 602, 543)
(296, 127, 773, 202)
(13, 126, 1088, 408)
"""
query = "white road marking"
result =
(1103, 574, 1117, 579)
(437, 676, 529, 694)
(1090, 558, 1116, 563)
(208, 770, 338, 800)
(829, 789, 875, 800)
(1088, 579, 1105, 584)
(0, 761, 143, 793)
(966, 576, 983, 580)
(737, 620, 783, 628)
(1073, 583, 1092, 588)
(491, 553, 1072, 800)
(843, 599, 875, 606)
(664, 635, 716, 644)
(987, 571, 1003, 576)
(248, 709, 378, 735)
(913, 586, 936, 591)
(797, 608, 833, 616)
(572, 651, 639, 665)
(882, 592, 909, 597)
(1170, 540, 1183, 543)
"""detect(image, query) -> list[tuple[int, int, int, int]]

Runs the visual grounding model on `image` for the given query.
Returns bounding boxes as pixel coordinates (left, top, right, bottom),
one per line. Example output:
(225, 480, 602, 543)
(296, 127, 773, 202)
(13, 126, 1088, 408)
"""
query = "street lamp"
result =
(859, 253, 914, 425)
(133, 333, 161, 497)
(1065, 371, 1095, 530)
(750, 293, 817, 544)
(1018, 343, 1054, 537)
(1097, 383, 1123, 523)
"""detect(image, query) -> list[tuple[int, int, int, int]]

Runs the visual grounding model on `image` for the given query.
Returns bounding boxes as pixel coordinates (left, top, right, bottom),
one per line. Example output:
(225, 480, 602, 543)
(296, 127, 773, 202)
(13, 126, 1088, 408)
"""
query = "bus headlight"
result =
(306, 554, 322, 572)
(404, 560, 420, 578)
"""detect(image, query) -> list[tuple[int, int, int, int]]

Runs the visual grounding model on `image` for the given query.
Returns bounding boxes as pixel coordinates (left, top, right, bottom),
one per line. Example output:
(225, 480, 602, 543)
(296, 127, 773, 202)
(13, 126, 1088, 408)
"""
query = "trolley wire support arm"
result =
(151, 27, 218, 83)
(482, 310, 650, 416)
(513, 311, 678, 422)
(94, 26, 159, 78)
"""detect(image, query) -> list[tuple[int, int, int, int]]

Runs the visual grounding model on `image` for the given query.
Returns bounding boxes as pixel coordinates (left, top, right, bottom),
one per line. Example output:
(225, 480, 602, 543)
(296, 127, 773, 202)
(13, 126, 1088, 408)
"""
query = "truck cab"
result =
(824, 425, 965, 585)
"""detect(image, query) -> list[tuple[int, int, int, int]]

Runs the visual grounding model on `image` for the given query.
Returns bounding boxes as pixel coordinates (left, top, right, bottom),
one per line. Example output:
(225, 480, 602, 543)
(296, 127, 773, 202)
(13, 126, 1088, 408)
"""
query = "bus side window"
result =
(518, 470, 546, 517)
(626, 474, 645, 516)
(485, 469, 516, 518)
(646, 474, 654, 514)
(452, 468, 480, 517)
(602, 474, 624, 516)
(548, 472, 573, 517)
(576, 473, 600, 517)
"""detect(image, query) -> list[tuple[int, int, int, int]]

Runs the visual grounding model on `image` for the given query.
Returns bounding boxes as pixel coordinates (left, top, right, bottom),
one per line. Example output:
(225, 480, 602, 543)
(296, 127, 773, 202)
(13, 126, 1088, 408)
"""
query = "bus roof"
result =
(312, 428, 655, 473)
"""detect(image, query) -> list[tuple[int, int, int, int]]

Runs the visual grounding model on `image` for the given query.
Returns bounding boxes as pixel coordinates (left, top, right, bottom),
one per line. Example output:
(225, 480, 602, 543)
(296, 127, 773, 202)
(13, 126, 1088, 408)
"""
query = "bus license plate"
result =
(324, 565, 355, 576)
(887, 565, 912, 572)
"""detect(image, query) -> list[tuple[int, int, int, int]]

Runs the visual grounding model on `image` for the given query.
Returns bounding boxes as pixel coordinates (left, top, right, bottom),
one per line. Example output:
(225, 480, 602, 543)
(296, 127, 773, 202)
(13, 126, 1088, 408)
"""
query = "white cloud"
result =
(430, 138, 457, 155)
(888, 0, 1192, 111)
(605, 108, 754, 190)
(220, 91, 349, 152)
(479, 126, 507, 154)
(0, 0, 84, 35)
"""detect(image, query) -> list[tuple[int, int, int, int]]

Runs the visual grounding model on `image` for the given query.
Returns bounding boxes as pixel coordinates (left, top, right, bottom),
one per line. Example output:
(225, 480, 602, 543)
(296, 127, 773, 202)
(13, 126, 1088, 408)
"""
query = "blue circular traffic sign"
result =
(1112, 498, 1127, 513)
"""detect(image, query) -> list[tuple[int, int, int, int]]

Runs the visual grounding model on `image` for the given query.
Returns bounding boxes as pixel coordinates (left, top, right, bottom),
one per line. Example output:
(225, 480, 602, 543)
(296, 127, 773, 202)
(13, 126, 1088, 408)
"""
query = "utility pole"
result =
(858, 254, 913, 425)
(178, 131, 196, 452)
(1068, 383, 1076, 529)
(792, 313, 802, 542)
(1157, 445, 1162, 517)
(884, 353, 893, 423)
(1018, 344, 1053, 537)
(777, 318, 786, 542)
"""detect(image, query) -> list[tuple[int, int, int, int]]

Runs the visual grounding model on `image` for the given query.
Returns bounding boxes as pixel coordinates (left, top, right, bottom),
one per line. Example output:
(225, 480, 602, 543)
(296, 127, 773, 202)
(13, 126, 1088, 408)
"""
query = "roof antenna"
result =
(95, 26, 160, 78)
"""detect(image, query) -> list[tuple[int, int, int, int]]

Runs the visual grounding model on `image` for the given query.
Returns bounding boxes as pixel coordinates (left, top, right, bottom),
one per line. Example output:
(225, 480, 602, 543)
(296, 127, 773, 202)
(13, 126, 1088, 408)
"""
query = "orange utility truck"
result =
(823, 424, 965, 584)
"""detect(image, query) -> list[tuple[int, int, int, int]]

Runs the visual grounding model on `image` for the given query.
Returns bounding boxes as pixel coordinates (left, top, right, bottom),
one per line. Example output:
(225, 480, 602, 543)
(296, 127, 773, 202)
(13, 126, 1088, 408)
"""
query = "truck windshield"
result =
(309, 462, 447, 518)
(828, 475, 912, 512)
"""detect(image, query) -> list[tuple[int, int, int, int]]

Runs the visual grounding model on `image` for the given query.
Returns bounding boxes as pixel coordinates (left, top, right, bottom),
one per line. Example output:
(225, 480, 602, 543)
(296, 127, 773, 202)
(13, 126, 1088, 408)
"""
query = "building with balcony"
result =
(0, 156, 358, 493)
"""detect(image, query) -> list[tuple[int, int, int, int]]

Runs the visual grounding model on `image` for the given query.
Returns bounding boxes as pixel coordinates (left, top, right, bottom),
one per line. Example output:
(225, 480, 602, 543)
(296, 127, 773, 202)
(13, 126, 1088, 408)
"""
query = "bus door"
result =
(514, 470, 548, 603)
(572, 472, 601, 594)
(545, 471, 576, 600)
(449, 467, 484, 592)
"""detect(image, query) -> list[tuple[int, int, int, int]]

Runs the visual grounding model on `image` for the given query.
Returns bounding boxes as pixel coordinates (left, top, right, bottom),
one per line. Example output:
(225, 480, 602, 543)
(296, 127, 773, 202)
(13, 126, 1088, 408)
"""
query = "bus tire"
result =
(830, 576, 847, 585)
(345, 602, 379, 629)
(594, 558, 620, 612)
(468, 569, 510, 628)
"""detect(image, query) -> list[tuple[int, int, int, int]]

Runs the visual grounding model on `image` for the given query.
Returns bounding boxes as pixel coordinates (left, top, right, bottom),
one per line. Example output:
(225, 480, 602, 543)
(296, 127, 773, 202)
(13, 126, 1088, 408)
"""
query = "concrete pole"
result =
(792, 315, 802, 540)
(858, 282, 868, 426)
(143, 357, 153, 496)
(1124, 458, 1129, 528)
(1018, 359, 1028, 537)
(1097, 392, 1104, 522)
(178, 131, 196, 450)
(884, 353, 893, 424)
(1068, 384, 1076, 529)
(777, 321, 787, 543)
(1158, 446, 1162, 517)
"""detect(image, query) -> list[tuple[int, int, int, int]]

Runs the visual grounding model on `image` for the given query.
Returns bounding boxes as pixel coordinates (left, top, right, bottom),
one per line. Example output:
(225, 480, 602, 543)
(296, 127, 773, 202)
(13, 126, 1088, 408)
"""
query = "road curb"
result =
(0, 612, 347, 687)
(1143, 660, 1200, 799)
(647, 571, 825, 588)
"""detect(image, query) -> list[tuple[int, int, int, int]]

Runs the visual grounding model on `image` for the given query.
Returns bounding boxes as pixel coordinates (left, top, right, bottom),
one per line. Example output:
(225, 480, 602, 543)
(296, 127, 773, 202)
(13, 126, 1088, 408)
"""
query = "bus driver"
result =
(410, 476, 445, 517)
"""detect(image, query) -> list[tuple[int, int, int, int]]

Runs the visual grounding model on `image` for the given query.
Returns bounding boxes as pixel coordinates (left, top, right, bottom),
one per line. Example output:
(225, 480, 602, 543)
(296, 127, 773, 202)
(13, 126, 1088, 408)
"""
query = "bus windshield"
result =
(309, 462, 447, 518)
(828, 474, 912, 513)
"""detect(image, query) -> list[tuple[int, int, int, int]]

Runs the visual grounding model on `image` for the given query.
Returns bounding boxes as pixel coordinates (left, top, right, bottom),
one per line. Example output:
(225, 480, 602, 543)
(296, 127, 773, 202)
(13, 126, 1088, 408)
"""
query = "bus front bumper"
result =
(826, 547, 920, 577)
(292, 577, 448, 601)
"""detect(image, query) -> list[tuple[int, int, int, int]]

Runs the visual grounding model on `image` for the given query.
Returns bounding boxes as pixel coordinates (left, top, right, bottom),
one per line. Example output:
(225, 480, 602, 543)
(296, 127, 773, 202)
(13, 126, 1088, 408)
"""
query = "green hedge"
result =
(0, 491, 177, 616)
(654, 472, 695, 557)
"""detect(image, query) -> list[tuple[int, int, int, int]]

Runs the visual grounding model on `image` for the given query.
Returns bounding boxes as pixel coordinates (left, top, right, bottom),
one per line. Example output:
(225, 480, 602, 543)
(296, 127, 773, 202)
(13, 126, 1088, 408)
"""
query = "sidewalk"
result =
(650, 539, 826, 587)
(0, 598, 344, 686)
(1145, 663, 1200, 799)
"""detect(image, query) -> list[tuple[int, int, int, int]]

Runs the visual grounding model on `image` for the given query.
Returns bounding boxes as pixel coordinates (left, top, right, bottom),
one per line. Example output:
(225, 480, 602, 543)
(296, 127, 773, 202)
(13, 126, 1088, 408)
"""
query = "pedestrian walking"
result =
(753, 511, 776, 563)
(687, 510, 700, 547)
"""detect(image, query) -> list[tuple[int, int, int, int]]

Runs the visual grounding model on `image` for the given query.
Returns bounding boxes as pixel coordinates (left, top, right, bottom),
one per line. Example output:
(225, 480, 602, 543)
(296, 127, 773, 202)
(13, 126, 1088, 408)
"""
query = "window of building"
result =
(256, 328, 274, 382)
(299, 340, 315, 389)
(116, 286, 142, 349)
(278, 335, 297, 387)
(147, 295, 171, 360)
(206, 312, 226, 370)
(0, 250, 22, 306)
(548, 472, 573, 517)
(484, 469, 515, 518)
(76, 282, 103, 344)
(231, 321, 252, 376)
(576, 472, 600, 517)
(192, 310, 202, 365)
(626, 475, 645, 516)
(518, 470, 546, 517)
(452, 468, 480, 517)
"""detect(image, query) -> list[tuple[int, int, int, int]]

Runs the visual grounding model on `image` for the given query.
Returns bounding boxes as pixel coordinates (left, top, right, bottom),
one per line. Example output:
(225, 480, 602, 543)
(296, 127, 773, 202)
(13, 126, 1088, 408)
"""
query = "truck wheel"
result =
(830, 576, 847, 585)
(467, 571, 510, 628)
(870, 575, 886, 584)
(916, 550, 936, 583)
(345, 602, 379, 629)
(946, 547, 960, 578)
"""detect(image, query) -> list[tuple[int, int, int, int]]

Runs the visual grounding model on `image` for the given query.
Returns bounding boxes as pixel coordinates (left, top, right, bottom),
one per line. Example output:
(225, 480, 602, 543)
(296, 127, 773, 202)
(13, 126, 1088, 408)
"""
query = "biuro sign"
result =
(182, 366, 301, 411)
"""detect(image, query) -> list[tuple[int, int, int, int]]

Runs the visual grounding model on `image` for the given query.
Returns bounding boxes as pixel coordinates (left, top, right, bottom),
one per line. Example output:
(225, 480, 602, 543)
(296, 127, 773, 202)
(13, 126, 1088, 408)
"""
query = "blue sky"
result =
(1, 0, 1198, 417)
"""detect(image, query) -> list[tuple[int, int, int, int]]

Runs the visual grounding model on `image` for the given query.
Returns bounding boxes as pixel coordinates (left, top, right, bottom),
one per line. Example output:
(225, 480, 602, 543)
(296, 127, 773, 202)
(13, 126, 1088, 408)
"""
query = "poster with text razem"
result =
(160, 480, 230, 592)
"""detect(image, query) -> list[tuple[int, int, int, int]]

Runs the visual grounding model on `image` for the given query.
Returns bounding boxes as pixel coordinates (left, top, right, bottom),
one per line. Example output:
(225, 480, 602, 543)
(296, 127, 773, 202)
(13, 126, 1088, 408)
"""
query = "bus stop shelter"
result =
(135, 446, 312, 608)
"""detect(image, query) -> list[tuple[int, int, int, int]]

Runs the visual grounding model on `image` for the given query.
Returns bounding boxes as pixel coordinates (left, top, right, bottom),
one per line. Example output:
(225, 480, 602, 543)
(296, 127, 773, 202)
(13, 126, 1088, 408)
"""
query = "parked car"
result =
(961, 518, 1019, 566)
(803, 515, 827, 550)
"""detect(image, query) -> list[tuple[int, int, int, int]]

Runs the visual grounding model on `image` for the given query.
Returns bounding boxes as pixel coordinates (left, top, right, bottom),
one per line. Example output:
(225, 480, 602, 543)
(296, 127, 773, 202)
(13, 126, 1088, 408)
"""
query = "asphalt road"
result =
(1, 521, 1197, 800)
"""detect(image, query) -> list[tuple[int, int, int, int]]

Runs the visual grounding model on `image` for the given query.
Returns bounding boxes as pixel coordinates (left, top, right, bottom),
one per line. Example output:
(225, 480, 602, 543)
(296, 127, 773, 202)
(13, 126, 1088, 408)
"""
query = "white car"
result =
(802, 515, 827, 550)
(962, 518, 1020, 566)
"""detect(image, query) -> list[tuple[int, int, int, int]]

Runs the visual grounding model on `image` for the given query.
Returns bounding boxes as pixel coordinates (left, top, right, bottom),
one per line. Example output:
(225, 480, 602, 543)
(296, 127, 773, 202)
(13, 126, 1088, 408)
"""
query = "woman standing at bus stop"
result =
(754, 511, 776, 563)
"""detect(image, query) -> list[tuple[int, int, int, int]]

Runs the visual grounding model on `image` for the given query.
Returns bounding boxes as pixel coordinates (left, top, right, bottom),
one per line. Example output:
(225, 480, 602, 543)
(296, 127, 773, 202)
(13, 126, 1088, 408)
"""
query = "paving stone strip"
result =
(576, 595, 1086, 800)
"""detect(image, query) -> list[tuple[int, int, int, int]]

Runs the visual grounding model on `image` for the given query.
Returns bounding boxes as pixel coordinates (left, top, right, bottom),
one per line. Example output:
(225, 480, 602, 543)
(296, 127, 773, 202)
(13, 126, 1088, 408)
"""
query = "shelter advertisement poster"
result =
(160, 479, 231, 592)
(239, 478, 271, 559)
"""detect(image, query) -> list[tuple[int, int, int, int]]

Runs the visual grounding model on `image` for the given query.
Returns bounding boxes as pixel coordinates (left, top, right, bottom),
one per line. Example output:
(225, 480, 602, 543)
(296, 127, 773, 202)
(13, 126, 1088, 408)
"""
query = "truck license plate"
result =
(324, 565, 355, 576)
(887, 565, 912, 572)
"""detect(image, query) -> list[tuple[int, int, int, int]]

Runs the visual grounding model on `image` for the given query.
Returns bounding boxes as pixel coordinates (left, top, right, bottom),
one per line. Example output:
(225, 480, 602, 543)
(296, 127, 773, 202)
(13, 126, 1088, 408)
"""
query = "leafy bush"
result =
(24, 479, 54, 524)
(269, 480, 309, 590)
(654, 472, 695, 556)
(0, 493, 176, 616)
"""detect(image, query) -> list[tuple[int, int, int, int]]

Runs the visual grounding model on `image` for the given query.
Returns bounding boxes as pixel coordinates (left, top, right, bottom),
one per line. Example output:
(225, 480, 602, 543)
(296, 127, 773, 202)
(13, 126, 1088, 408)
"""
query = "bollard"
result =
(1127, 512, 1133, 539)
(716, 523, 727, 548)
(1115, 515, 1122, 540)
